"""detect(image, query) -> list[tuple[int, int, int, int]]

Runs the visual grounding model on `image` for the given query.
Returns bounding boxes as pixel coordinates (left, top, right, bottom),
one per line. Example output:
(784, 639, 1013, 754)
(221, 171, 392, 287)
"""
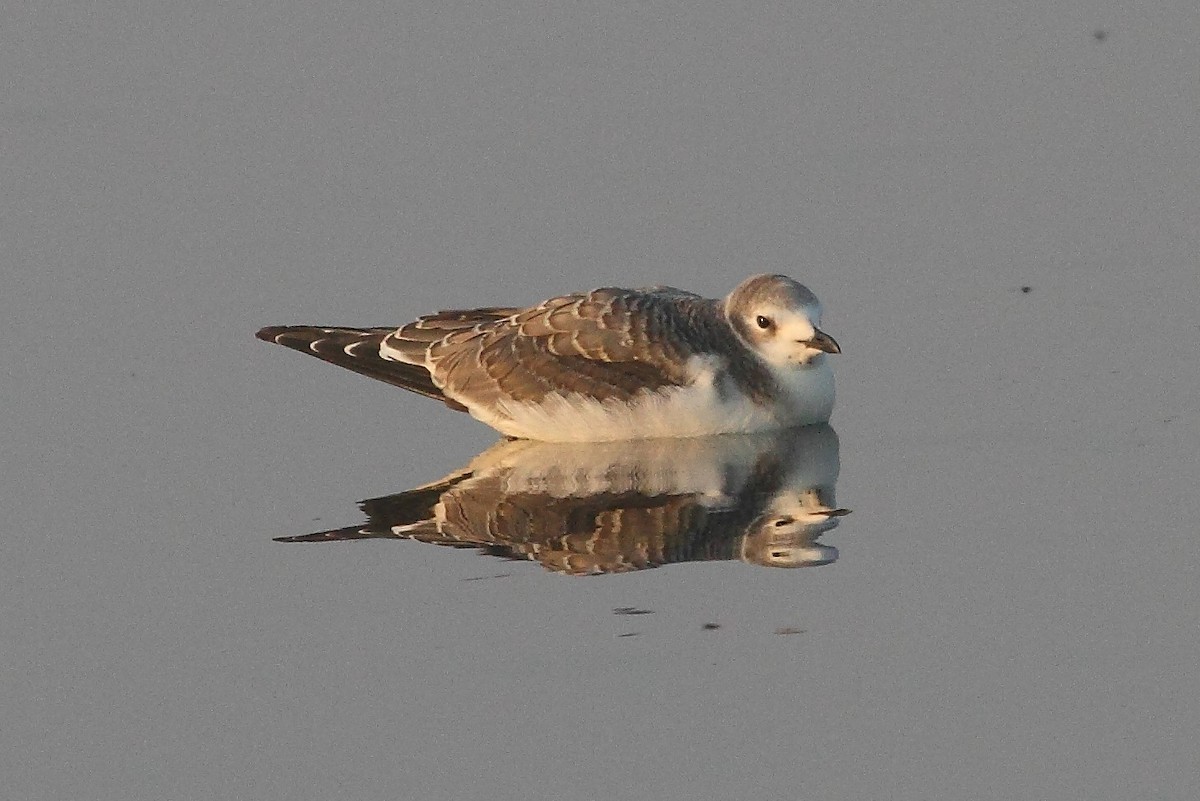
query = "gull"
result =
(256, 274, 840, 442)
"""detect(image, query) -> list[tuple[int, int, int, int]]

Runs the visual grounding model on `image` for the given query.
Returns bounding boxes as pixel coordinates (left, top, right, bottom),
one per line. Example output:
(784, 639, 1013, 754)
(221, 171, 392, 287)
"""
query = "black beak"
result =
(804, 329, 841, 354)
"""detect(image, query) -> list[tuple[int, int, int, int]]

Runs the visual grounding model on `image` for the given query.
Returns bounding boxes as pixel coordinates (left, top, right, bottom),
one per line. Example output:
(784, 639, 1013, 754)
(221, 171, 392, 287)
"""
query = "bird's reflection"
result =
(275, 425, 850, 575)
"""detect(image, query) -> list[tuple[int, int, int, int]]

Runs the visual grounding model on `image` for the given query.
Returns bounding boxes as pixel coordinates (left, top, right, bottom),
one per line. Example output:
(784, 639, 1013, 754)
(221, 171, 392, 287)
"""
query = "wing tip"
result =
(256, 325, 289, 343)
(274, 525, 386, 543)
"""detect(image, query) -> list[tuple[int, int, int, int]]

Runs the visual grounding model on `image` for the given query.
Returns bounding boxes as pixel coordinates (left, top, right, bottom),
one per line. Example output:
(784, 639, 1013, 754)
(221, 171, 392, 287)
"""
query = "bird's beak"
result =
(804, 329, 841, 354)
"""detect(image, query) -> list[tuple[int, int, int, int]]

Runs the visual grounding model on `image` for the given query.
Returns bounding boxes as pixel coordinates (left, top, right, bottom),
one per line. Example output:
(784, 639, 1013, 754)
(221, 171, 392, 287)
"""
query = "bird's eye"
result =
(755, 315, 773, 330)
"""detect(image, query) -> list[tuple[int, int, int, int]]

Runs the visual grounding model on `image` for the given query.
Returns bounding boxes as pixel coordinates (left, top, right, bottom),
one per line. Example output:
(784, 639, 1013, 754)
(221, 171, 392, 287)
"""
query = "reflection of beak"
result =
(804, 329, 841, 354)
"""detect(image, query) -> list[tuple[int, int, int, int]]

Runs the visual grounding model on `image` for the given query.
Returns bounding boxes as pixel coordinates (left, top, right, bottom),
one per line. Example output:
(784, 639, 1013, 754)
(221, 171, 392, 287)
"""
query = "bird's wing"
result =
(255, 325, 468, 410)
(396, 288, 744, 409)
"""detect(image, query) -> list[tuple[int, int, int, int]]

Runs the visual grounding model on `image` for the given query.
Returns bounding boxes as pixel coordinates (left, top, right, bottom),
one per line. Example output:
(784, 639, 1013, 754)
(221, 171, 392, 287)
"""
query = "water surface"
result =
(5, 3, 1199, 800)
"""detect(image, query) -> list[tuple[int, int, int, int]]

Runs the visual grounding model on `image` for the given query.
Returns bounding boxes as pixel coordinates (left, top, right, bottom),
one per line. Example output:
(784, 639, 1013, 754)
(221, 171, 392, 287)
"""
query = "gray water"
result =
(5, 3, 1199, 800)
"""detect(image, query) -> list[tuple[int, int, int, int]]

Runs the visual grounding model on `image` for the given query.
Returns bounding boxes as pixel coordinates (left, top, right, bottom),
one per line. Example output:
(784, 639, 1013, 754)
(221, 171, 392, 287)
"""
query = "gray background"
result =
(4, 2, 1199, 800)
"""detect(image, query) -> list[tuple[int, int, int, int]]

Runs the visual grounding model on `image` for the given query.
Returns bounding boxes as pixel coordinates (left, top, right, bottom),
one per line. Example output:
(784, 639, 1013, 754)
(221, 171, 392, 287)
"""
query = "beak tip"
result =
(806, 331, 841, 354)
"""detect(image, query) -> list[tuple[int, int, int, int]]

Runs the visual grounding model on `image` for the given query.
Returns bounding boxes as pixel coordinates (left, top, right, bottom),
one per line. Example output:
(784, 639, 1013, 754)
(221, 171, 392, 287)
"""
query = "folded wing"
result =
(387, 288, 741, 410)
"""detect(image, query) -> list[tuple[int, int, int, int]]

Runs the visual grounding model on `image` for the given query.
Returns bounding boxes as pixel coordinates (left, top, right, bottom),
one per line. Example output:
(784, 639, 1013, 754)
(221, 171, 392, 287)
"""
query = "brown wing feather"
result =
(377, 308, 520, 362)
(424, 288, 748, 409)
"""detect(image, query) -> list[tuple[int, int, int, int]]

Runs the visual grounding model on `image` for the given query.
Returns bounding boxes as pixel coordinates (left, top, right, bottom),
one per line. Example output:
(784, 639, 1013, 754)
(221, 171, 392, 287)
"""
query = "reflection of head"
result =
(739, 503, 844, 565)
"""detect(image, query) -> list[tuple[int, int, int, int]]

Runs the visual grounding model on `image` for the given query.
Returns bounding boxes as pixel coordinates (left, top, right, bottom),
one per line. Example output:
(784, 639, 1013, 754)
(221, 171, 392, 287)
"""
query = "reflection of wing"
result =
(425, 489, 718, 575)
(379, 289, 773, 408)
(274, 426, 849, 575)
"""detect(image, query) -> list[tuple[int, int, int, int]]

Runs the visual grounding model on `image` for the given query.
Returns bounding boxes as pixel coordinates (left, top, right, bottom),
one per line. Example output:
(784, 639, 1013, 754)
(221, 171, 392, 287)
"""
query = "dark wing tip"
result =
(252, 324, 468, 412)
(256, 325, 289, 343)
(274, 524, 391, 543)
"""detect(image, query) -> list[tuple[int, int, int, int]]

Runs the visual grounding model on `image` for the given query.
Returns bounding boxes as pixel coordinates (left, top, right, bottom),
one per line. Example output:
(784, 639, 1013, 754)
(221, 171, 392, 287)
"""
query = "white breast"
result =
(469, 357, 834, 442)
(768, 356, 836, 428)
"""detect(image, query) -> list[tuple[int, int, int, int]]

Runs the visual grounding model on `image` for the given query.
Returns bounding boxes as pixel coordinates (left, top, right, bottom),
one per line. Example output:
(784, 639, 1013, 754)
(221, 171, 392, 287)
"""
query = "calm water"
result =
(6, 3, 1199, 800)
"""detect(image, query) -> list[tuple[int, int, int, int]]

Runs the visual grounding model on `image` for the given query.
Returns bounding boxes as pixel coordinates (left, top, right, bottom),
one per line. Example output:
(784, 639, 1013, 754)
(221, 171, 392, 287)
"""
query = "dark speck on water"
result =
(1093, 29, 1108, 41)
(614, 607, 654, 616)
(1020, 286, 1032, 294)
(702, 623, 721, 630)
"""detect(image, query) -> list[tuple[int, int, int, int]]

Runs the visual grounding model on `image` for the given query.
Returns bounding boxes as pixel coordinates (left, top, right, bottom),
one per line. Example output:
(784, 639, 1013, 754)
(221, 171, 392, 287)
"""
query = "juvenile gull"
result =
(256, 274, 840, 442)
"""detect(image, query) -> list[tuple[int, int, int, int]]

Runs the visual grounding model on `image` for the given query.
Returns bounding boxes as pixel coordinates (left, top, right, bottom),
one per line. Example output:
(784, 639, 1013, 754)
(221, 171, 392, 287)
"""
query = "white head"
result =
(724, 274, 841, 367)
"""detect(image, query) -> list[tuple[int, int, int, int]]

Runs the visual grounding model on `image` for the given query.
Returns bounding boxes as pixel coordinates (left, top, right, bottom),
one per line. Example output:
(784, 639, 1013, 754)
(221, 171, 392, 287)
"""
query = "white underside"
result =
(469, 358, 835, 442)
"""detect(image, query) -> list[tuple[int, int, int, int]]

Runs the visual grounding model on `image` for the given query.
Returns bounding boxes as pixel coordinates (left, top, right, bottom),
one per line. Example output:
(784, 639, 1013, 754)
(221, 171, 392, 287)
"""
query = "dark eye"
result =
(755, 315, 773, 330)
